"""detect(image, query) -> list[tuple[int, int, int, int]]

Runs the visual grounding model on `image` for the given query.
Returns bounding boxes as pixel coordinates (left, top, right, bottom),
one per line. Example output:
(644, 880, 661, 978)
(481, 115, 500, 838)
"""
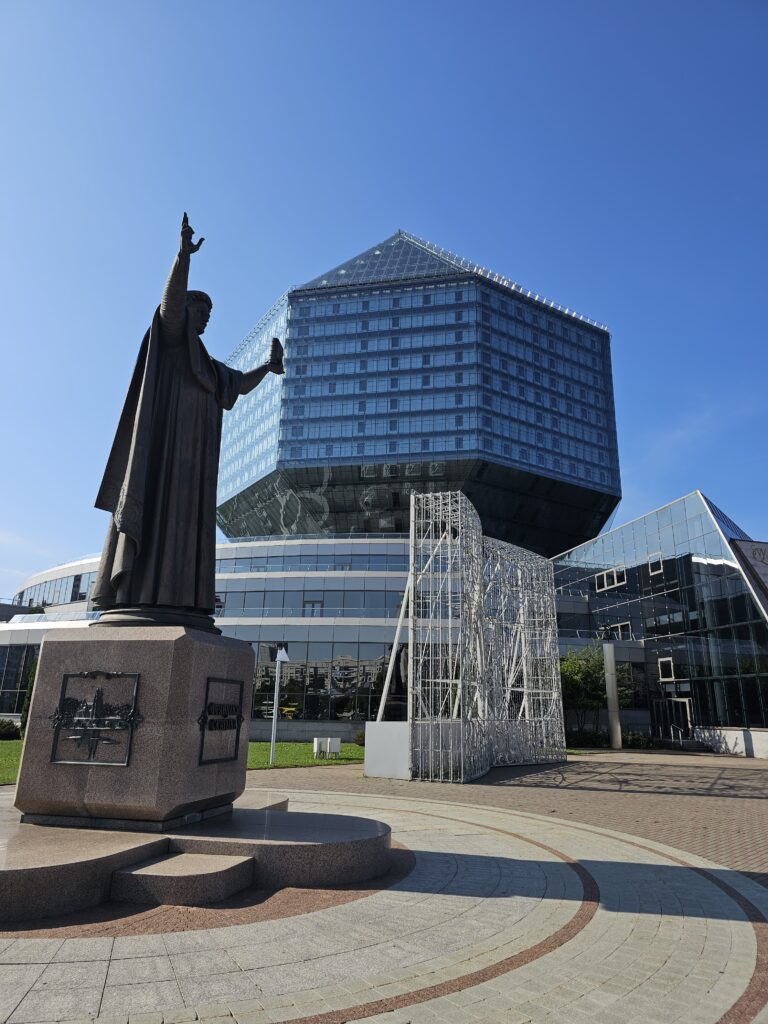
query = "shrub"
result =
(623, 730, 655, 749)
(0, 719, 21, 740)
(565, 728, 609, 748)
(353, 729, 366, 747)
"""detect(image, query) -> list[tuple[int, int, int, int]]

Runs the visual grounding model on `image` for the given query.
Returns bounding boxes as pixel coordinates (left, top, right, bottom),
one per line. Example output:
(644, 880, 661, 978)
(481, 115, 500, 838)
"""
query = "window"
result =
(389, 419, 397, 430)
(455, 331, 463, 342)
(595, 568, 626, 591)
(391, 356, 399, 368)
(329, 382, 336, 394)
(358, 400, 366, 412)
(357, 421, 365, 433)
(421, 438, 430, 451)
(455, 290, 463, 302)
(388, 440, 397, 453)
(361, 320, 369, 331)
(362, 300, 369, 311)
(392, 297, 400, 308)
(390, 378, 399, 390)
(607, 622, 633, 641)
(389, 398, 398, 410)
(422, 294, 431, 305)
(649, 554, 663, 575)
(391, 336, 400, 348)
(455, 372, 464, 384)
(658, 657, 674, 681)
(455, 311, 463, 322)
(325, 444, 333, 456)
(422, 353, 431, 366)
(422, 374, 431, 386)
(392, 317, 400, 327)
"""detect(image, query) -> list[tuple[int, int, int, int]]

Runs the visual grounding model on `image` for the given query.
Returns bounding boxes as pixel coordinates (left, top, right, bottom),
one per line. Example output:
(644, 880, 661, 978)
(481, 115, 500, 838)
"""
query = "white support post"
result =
(376, 576, 411, 722)
(269, 647, 290, 766)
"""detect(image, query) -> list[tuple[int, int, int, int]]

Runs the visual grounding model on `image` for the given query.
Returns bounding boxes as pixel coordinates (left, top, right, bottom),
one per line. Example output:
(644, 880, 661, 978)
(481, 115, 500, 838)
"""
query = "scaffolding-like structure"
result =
(408, 491, 565, 782)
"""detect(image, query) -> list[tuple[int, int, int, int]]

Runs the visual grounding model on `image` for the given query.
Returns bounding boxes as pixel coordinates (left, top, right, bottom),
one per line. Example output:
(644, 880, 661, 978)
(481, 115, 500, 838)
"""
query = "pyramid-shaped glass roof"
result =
(295, 230, 607, 329)
(296, 231, 465, 290)
(702, 494, 752, 542)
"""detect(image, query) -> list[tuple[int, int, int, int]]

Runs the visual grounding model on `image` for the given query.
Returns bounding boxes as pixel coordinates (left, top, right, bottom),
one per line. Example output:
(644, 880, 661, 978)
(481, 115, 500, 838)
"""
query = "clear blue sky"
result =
(1, 0, 766, 597)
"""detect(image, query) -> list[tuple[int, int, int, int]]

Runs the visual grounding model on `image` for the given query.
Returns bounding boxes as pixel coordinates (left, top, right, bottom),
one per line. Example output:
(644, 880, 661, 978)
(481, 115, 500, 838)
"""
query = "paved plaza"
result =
(1, 751, 768, 1023)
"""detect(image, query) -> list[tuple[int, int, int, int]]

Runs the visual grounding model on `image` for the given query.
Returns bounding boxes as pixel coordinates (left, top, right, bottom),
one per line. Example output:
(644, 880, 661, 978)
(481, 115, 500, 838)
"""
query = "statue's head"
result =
(187, 290, 213, 335)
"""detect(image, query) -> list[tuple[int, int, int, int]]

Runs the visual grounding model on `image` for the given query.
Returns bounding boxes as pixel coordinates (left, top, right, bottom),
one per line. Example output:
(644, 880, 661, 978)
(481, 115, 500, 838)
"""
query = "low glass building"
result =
(553, 492, 768, 740)
(4, 539, 410, 734)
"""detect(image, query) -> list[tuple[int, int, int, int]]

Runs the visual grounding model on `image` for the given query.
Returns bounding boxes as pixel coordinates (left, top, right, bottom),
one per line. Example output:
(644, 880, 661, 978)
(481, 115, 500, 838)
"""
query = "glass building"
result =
(553, 492, 768, 738)
(9, 234, 765, 752)
(4, 540, 410, 729)
(218, 230, 621, 557)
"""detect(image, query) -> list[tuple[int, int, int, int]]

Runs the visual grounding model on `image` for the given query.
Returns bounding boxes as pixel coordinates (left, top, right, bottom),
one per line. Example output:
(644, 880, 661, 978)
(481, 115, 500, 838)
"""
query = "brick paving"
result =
(2, 750, 768, 1023)
(244, 751, 768, 884)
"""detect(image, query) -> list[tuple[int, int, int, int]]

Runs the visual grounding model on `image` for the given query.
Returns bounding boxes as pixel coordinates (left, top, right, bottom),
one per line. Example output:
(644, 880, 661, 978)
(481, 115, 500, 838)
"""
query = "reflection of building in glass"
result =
(553, 492, 768, 738)
(218, 230, 621, 557)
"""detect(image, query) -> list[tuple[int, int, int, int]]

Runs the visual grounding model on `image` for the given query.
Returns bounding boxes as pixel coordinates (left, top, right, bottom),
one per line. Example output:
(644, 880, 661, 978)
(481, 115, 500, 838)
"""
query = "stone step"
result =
(110, 851, 254, 906)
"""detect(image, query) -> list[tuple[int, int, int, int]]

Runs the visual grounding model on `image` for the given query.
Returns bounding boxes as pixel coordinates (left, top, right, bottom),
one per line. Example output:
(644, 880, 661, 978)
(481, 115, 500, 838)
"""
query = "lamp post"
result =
(269, 646, 290, 766)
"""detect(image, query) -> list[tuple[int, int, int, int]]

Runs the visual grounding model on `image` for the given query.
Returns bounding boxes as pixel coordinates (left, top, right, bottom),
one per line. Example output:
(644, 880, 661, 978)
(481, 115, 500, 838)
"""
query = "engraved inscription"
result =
(198, 678, 244, 765)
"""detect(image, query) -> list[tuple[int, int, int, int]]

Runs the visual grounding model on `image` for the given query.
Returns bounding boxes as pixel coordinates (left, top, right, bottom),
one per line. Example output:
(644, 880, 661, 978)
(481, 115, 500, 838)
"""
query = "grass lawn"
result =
(0, 740, 22, 785)
(0, 740, 363, 785)
(247, 741, 364, 770)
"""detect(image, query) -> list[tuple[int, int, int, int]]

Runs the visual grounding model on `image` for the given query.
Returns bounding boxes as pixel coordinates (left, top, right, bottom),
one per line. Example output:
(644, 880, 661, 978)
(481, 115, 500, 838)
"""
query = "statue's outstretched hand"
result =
(180, 212, 204, 255)
(268, 337, 285, 375)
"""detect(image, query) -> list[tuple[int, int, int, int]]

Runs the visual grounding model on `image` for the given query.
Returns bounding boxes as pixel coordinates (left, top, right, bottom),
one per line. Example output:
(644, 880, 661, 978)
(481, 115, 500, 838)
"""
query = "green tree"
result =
(559, 644, 632, 733)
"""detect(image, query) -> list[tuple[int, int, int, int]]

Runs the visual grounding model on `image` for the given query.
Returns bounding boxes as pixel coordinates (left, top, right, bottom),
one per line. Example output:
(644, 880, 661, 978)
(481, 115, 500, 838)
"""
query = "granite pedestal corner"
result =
(14, 625, 254, 827)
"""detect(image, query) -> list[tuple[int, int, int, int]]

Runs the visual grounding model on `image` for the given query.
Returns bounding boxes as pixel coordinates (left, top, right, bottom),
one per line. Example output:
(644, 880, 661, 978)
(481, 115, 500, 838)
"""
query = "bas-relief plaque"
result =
(198, 677, 245, 765)
(50, 671, 142, 766)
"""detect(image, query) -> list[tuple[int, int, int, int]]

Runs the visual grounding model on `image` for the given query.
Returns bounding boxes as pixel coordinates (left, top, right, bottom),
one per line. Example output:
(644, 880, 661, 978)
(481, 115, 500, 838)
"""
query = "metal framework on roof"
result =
(408, 490, 565, 783)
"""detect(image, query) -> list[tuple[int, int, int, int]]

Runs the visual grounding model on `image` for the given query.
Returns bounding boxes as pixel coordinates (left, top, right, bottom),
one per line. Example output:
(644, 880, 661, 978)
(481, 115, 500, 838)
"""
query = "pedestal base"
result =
(14, 625, 254, 826)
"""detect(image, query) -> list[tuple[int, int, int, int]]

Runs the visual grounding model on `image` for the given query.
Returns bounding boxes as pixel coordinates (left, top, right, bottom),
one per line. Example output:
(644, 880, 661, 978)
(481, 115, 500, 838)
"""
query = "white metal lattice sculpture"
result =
(407, 491, 565, 782)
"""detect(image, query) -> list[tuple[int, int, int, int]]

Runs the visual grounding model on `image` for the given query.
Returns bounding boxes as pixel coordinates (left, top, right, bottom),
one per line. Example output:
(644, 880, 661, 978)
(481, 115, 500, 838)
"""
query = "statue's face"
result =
(190, 300, 211, 335)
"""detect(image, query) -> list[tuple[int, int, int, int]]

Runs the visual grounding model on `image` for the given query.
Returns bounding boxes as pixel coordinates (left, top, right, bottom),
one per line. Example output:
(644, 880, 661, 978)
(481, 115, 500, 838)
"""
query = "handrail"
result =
(670, 723, 684, 748)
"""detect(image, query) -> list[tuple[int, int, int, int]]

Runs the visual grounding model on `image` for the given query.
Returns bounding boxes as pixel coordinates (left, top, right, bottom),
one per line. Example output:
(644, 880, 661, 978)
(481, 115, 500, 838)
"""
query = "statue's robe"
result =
(92, 308, 242, 614)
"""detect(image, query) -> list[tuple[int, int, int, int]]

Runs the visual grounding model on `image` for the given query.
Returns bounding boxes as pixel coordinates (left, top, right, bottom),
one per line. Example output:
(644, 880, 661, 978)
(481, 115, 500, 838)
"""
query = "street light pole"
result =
(269, 646, 290, 766)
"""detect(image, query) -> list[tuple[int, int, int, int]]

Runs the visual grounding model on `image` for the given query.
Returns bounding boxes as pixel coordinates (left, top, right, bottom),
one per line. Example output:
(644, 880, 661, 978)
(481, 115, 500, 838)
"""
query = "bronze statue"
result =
(92, 214, 283, 631)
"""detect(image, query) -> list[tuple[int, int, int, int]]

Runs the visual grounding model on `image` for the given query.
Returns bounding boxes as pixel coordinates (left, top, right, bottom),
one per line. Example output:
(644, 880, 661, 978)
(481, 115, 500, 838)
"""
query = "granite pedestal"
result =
(14, 625, 254, 828)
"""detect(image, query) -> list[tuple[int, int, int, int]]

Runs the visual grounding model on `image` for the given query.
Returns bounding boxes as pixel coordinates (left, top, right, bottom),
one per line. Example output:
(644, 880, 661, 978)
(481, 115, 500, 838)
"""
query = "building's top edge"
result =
(18, 555, 101, 591)
(550, 490, 705, 561)
(226, 291, 289, 365)
(291, 229, 609, 332)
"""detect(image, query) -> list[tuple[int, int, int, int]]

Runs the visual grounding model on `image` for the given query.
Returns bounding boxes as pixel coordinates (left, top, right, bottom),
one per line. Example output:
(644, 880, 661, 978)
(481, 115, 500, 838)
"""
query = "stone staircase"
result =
(111, 851, 254, 906)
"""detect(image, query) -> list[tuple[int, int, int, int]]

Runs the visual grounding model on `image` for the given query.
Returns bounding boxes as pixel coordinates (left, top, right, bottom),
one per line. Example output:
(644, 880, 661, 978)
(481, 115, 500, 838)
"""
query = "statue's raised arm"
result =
(160, 213, 206, 333)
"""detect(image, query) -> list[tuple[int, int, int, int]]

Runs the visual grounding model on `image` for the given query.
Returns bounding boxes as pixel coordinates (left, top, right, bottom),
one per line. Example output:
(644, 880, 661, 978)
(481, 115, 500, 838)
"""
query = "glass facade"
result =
(0, 643, 38, 714)
(7, 538, 409, 725)
(217, 231, 621, 557)
(217, 294, 289, 506)
(553, 492, 768, 732)
(13, 569, 97, 609)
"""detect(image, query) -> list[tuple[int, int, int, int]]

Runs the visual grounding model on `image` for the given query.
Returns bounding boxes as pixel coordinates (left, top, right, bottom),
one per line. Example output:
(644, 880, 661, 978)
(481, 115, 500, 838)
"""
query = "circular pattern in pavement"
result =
(1, 789, 766, 1024)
